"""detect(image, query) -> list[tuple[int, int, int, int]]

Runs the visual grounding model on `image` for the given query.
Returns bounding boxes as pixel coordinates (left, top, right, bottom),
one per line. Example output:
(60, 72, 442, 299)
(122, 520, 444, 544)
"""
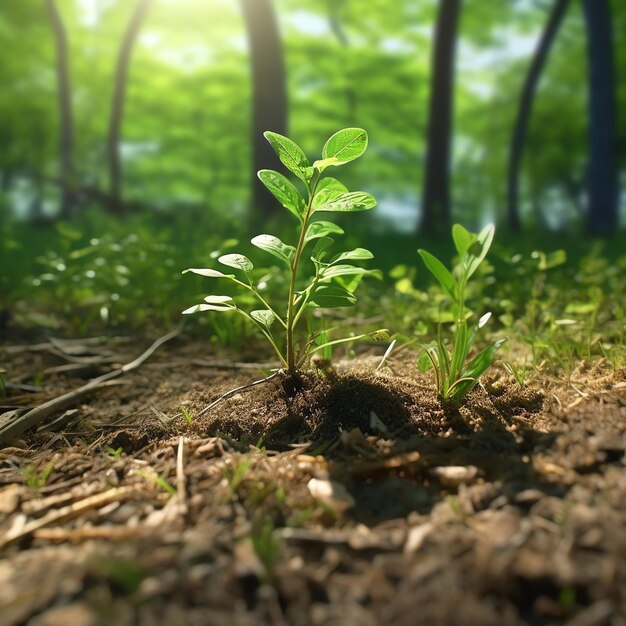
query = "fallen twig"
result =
(0, 485, 137, 549)
(0, 325, 182, 445)
(195, 370, 281, 418)
(176, 436, 187, 510)
(190, 359, 278, 370)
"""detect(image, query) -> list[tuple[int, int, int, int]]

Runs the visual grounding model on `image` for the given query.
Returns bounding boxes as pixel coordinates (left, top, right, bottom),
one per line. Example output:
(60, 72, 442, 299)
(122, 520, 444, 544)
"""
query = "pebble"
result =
(429, 465, 478, 488)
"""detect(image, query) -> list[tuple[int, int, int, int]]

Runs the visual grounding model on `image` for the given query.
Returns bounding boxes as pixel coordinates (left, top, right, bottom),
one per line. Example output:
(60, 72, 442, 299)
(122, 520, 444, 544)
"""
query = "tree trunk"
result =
(582, 0, 618, 237)
(240, 0, 288, 220)
(506, 0, 571, 233)
(420, 0, 461, 236)
(44, 0, 75, 218)
(107, 0, 152, 215)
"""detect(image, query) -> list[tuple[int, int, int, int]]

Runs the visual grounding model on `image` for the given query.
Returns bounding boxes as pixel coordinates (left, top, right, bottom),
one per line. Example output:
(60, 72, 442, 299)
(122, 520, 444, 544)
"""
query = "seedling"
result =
(138, 469, 177, 496)
(22, 464, 54, 491)
(106, 446, 124, 458)
(418, 224, 505, 403)
(181, 406, 195, 425)
(183, 128, 387, 375)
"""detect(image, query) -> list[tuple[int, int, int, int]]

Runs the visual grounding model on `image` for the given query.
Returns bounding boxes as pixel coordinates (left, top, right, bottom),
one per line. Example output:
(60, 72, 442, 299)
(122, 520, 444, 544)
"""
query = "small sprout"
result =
(106, 446, 124, 458)
(502, 359, 528, 388)
(181, 406, 195, 425)
(250, 520, 281, 581)
(418, 224, 505, 403)
(183, 128, 385, 376)
(139, 470, 176, 496)
(22, 464, 54, 491)
(226, 458, 252, 492)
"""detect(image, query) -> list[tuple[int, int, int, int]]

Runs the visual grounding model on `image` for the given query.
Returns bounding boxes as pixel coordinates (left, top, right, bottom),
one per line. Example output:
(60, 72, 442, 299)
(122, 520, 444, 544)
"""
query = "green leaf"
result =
(417, 350, 432, 372)
(315, 330, 333, 361)
(251, 234, 296, 266)
(465, 224, 494, 280)
(316, 177, 349, 194)
(311, 237, 334, 262)
(313, 157, 339, 171)
(334, 273, 363, 293)
(312, 187, 348, 209)
(183, 268, 233, 278)
(182, 303, 233, 314)
(263, 131, 312, 183)
(204, 295, 233, 304)
(314, 191, 376, 212)
(321, 264, 368, 279)
(218, 254, 253, 273)
(309, 286, 357, 308)
(258, 169, 305, 220)
(418, 249, 457, 301)
(330, 248, 373, 263)
(462, 339, 506, 381)
(321, 128, 368, 165)
(250, 309, 275, 328)
(304, 221, 344, 243)
(452, 224, 473, 256)
(449, 338, 506, 401)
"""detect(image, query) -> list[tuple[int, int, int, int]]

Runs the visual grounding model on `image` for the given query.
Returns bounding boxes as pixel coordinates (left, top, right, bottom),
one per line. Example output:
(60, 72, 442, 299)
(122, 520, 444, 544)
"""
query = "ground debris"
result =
(0, 340, 624, 625)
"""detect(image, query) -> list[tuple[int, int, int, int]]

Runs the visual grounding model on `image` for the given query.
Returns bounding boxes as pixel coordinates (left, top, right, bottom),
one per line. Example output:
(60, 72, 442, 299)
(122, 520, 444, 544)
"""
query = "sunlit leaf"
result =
(204, 295, 233, 304)
(258, 169, 305, 220)
(320, 264, 368, 279)
(183, 268, 233, 278)
(418, 249, 456, 301)
(330, 248, 373, 263)
(182, 303, 233, 314)
(250, 309, 275, 328)
(309, 286, 357, 308)
(305, 221, 344, 243)
(311, 236, 334, 262)
(465, 224, 494, 279)
(322, 128, 368, 165)
(452, 224, 473, 256)
(218, 254, 253, 273)
(251, 234, 296, 266)
(263, 131, 312, 183)
(314, 191, 376, 212)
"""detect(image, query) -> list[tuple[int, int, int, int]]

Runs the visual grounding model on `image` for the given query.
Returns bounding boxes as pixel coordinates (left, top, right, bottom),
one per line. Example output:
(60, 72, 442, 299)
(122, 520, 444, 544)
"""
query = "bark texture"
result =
(107, 0, 152, 214)
(420, 0, 461, 236)
(240, 0, 288, 219)
(506, 0, 571, 232)
(582, 0, 618, 237)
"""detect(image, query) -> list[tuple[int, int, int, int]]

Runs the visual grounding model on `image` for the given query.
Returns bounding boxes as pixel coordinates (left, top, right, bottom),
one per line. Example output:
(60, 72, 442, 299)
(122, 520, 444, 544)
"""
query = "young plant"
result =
(183, 128, 386, 375)
(418, 224, 505, 403)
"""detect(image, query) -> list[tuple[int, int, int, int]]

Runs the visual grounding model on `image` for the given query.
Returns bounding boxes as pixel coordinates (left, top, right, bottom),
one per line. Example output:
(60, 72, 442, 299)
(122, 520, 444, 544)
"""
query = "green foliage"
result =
(418, 224, 505, 403)
(139, 470, 177, 496)
(106, 446, 124, 458)
(250, 520, 281, 581)
(22, 463, 54, 491)
(184, 128, 387, 373)
(181, 406, 195, 425)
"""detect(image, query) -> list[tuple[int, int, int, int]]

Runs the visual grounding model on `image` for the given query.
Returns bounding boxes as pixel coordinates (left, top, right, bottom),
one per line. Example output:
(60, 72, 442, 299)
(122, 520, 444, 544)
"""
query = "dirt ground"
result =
(1, 331, 625, 626)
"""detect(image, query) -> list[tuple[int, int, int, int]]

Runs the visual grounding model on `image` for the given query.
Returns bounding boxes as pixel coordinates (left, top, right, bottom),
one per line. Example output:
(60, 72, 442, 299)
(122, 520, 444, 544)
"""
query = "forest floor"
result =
(1, 331, 625, 626)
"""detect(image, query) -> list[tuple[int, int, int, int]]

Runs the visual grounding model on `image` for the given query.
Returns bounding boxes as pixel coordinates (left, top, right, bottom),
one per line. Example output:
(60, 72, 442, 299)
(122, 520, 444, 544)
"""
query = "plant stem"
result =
(286, 173, 319, 373)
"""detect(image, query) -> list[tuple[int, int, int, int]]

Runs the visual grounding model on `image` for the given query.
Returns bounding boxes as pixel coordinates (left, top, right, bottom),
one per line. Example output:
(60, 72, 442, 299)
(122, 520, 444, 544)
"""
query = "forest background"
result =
(0, 0, 624, 334)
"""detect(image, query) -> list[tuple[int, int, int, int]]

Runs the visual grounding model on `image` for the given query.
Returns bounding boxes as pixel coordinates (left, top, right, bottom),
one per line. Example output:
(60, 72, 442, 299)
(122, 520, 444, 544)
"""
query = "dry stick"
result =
(0, 485, 137, 550)
(0, 325, 182, 445)
(191, 359, 278, 370)
(195, 370, 281, 419)
(176, 436, 187, 509)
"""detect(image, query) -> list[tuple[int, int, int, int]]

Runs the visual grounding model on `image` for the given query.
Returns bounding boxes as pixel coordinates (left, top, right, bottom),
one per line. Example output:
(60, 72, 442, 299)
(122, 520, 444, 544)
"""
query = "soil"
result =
(0, 332, 625, 626)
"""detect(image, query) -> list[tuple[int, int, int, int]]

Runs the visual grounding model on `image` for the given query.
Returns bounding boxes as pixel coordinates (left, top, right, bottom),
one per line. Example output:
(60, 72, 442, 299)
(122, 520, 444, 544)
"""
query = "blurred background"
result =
(0, 0, 624, 336)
